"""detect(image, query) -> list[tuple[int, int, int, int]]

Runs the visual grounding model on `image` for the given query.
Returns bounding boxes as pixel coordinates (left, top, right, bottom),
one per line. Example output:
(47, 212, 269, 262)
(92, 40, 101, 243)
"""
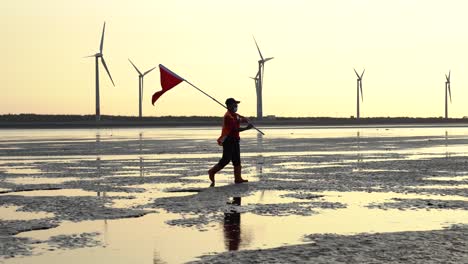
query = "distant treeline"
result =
(1, 114, 468, 128)
(0, 114, 221, 122)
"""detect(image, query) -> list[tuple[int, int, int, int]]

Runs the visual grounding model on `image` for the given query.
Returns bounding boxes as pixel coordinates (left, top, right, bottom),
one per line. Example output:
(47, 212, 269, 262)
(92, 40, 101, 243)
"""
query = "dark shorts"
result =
(217, 136, 241, 167)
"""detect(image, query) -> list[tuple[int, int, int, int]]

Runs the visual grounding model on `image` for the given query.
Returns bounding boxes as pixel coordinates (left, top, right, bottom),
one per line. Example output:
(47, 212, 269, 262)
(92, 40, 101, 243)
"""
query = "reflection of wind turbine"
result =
(103, 219, 108, 247)
(445, 130, 450, 159)
(129, 59, 157, 118)
(84, 22, 115, 121)
(97, 133, 108, 247)
(255, 132, 265, 202)
(356, 131, 362, 170)
(139, 132, 144, 177)
(253, 37, 274, 119)
(153, 250, 166, 264)
(354, 69, 365, 119)
(95, 132, 103, 197)
(256, 132, 264, 177)
(95, 132, 106, 197)
(445, 71, 452, 119)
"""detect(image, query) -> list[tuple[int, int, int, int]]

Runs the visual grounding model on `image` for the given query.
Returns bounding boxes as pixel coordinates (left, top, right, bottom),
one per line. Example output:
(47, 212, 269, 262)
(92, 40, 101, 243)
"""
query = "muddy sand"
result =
(0, 127, 467, 263)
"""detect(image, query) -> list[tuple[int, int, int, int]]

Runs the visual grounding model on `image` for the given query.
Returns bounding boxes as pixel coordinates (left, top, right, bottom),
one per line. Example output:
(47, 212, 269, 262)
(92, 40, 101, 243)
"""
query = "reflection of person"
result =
(208, 98, 252, 185)
(224, 197, 241, 251)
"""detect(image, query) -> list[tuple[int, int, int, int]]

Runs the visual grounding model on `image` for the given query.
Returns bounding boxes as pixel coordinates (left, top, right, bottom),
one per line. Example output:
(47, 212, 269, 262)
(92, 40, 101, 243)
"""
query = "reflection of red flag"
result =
(152, 64, 184, 105)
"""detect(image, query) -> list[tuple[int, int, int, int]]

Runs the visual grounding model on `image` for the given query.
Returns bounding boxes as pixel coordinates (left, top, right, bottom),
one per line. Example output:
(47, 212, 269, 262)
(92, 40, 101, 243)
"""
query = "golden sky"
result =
(2, 0, 468, 117)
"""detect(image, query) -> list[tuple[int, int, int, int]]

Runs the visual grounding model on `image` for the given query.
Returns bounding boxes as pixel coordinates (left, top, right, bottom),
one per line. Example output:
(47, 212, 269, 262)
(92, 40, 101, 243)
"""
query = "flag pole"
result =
(183, 80, 265, 135)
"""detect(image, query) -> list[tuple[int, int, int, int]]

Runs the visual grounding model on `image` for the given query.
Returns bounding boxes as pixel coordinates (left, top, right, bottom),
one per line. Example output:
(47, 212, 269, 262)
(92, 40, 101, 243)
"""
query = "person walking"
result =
(208, 98, 252, 185)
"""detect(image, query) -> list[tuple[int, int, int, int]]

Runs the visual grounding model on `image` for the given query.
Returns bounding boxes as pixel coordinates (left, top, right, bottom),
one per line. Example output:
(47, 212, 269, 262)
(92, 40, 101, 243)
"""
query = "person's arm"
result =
(239, 116, 249, 123)
(227, 114, 252, 133)
(238, 124, 253, 132)
(236, 114, 252, 132)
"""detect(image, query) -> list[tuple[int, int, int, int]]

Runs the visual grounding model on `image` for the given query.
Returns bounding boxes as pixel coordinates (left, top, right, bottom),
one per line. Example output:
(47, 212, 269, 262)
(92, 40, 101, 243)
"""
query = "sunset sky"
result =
(2, 0, 468, 117)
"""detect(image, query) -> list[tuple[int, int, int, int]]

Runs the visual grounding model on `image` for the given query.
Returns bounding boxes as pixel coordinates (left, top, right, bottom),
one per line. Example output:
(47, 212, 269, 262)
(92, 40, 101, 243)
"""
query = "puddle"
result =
(1, 167, 42, 174)
(0, 206, 54, 220)
(318, 191, 468, 203)
(280, 162, 345, 170)
(409, 185, 468, 190)
(0, 189, 131, 198)
(239, 191, 305, 205)
(4, 177, 79, 185)
(270, 178, 304, 182)
(426, 175, 468, 182)
(352, 169, 410, 173)
(111, 184, 196, 209)
(112, 171, 180, 177)
(183, 174, 244, 186)
(7, 190, 468, 264)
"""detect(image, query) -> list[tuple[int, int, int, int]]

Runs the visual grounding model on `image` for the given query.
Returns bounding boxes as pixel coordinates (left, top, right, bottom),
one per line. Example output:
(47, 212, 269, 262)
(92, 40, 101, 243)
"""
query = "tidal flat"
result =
(0, 127, 467, 263)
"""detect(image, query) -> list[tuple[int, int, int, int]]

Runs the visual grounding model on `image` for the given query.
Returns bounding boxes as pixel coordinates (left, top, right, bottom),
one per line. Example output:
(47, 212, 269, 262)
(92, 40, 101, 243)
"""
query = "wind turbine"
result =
(128, 59, 156, 118)
(253, 37, 274, 119)
(249, 72, 260, 97)
(84, 22, 115, 121)
(354, 68, 365, 119)
(445, 70, 452, 119)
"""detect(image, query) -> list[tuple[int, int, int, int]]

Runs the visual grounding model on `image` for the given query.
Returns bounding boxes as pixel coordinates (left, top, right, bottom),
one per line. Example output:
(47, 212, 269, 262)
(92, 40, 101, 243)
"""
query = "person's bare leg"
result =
(208, 164, 223, 185)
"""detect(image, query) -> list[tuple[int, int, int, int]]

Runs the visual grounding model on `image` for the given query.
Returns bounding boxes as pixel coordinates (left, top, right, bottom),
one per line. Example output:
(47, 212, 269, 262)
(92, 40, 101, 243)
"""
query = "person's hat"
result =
(225, 98, 240, 105)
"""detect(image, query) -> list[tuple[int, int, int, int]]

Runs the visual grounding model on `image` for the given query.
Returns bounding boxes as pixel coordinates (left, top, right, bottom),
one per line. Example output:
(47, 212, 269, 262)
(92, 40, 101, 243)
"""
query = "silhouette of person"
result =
(208, 98, 252, 186)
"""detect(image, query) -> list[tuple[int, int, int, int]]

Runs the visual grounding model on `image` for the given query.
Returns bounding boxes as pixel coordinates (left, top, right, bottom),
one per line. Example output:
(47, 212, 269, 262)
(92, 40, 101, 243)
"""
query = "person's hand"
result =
(246, 124, 253, 130)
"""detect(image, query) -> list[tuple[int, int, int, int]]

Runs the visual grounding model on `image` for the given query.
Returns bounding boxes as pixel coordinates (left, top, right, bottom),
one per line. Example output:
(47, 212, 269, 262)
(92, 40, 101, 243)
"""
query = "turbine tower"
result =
(128, 59, 156, 119)
(85, 22, 115, 121)
(253, 37, 274, 119)
(354, 68, 365, 119)
(445, 70, 452, 119)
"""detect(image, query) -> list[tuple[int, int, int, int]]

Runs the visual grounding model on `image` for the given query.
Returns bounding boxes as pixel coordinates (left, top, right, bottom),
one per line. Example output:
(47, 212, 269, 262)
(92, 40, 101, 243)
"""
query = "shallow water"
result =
(1, 126, 468, 263)
(8, 190, 468, 264)
(0, 206, 54, 220)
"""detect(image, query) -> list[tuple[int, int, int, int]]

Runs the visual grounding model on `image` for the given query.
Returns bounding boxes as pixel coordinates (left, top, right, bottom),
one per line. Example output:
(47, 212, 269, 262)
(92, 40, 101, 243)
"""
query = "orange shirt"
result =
(217, 111, 246, 145)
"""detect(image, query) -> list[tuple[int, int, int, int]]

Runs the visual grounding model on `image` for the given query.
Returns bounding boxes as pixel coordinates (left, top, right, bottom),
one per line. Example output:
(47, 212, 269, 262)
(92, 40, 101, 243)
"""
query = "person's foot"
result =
(234, 179, 248, 184)
(208, 170, 215, 184)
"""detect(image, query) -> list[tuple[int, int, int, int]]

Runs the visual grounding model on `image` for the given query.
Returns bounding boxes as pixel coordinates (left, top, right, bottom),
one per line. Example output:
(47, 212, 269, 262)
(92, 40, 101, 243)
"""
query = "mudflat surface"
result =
(0, 127, 467, 263)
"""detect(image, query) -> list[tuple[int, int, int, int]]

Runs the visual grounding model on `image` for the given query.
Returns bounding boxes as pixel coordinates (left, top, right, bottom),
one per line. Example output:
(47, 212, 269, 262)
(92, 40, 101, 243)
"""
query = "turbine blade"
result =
(361, 69, 365, 79)
(101, 57, 115, 86)
(100, 22, 106, 53)
(445, 74, 449, 82)
(128, 59, 142, 76)
(264, 57, 274, 62)
(143, 66, 157, 76)
(360, 82, 364, 102)
(253, 36, 264, 61)
(83, 54, 95, 58)
(354, 68, 360, 78)
(448, 70, 451, 82)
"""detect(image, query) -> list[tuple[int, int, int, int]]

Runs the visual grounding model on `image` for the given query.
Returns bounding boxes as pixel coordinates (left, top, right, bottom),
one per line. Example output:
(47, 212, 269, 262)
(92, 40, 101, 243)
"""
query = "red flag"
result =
(152, 64, 184, 105)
